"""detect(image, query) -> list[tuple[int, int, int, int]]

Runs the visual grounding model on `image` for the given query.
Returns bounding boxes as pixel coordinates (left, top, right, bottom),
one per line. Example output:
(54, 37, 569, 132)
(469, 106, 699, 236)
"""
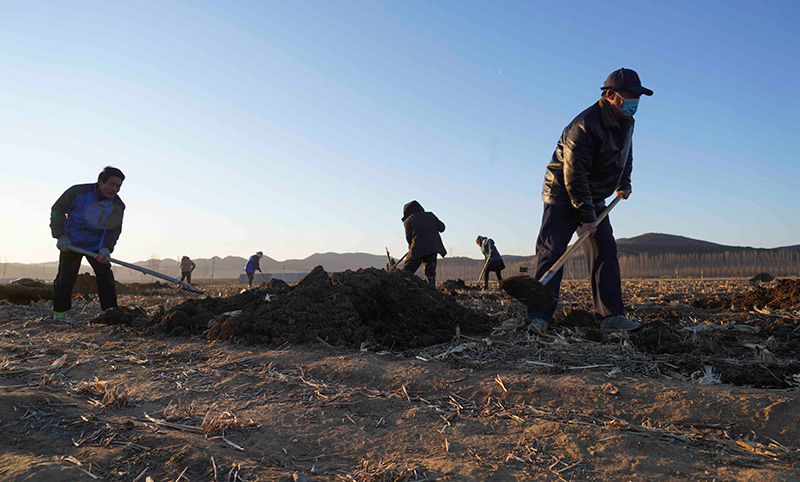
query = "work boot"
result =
(528, 317, 550, 335)
(53, 311, 68, 322)
(600, 315, 642, 331)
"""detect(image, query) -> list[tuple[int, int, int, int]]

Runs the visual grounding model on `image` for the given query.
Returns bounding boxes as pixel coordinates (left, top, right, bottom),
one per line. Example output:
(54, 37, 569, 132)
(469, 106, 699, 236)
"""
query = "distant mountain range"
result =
(616, 233, 800, 256)
(2, 233, 798, 282)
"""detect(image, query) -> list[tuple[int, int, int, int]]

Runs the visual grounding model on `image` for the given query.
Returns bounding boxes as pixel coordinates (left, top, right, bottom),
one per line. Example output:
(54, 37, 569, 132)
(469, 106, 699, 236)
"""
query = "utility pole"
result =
(211, 257, 216, 280)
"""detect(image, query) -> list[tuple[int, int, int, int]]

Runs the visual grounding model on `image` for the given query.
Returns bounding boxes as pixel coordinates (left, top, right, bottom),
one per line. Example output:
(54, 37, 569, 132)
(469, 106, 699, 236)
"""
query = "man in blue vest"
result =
(50, 167, 126, 321)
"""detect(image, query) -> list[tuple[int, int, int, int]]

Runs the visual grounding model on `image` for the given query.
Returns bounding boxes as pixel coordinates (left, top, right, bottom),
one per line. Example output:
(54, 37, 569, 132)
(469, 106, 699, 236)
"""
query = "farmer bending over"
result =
(476, 235, 505, 289)
(401, 200, 446, 286)
(50, 166, 126, 321)
(244, 251, 264, 288)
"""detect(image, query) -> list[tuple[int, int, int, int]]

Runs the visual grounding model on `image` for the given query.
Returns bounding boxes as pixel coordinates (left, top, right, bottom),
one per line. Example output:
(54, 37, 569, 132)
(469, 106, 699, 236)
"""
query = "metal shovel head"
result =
(499, 274, 555, 312)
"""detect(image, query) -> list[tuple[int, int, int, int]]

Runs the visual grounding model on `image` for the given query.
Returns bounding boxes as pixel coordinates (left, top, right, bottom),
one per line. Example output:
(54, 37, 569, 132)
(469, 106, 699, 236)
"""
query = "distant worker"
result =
(179, 256, 196, 284)
(244, 251, 264, 288)
(530, 68, 653, 332)
(401, 201, 446, 286)
(476, 235, 505, 289)
(50, 166, 126, 321)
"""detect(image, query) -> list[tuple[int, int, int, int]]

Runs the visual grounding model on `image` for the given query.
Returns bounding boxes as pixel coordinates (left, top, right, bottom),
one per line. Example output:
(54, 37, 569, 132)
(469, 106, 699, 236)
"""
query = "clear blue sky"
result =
(2, 0, 798, 264)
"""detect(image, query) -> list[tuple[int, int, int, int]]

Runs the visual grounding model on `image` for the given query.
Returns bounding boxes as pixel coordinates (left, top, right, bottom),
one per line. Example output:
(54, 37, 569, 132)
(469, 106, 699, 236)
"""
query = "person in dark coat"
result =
(401, 200, 446, 286)
(50, 166, 125, 321)
(531, 68, 652, 333)
(476, 235, 505, 289)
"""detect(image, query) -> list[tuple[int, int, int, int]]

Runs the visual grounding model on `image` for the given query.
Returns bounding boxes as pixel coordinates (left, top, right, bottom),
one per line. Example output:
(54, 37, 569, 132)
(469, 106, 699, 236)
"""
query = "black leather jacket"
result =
(542, 98, 633, 223)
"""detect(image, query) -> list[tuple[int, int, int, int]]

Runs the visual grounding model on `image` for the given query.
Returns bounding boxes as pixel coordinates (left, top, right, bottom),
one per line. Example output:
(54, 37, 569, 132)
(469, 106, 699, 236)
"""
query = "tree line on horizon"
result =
(441, 249, 800, 282)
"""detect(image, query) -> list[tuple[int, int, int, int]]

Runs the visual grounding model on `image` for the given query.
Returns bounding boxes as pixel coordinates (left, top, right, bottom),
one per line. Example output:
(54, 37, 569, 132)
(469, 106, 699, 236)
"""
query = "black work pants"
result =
(534, 202, 624, 321)
(483, 260, 505, 288)
(403, 254, 438, 286)
(53, 250, 118, 312)
(180, 272, 192, 284)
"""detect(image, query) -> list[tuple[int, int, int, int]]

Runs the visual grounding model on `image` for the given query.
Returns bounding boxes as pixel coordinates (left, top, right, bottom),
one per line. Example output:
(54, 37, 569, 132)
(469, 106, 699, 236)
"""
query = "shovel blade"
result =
(499, 275, 556, 312)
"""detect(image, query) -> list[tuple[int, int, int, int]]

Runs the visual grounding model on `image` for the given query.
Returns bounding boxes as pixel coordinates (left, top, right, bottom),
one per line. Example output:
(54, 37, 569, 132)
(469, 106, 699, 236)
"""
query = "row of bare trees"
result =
(439, 250, 800, 282)
(553, 250, 800, 279)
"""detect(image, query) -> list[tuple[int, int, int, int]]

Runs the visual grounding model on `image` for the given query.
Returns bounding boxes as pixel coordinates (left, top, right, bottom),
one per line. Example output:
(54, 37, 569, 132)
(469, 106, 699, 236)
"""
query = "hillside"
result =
(2, 233, 798, 282)
(617, 233, 750, 256)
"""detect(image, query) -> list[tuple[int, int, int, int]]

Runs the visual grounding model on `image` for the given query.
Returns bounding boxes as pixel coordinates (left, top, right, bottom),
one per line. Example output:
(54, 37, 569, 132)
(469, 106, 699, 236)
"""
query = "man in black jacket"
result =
(531, 68, 653, 332)
(401, 200, 446, 286)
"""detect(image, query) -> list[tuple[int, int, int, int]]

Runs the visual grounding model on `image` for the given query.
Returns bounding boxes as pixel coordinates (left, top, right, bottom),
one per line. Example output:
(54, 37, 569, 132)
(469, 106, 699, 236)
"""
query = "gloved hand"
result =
(56, 236, 72, 252)
(95, 248, 111, 264)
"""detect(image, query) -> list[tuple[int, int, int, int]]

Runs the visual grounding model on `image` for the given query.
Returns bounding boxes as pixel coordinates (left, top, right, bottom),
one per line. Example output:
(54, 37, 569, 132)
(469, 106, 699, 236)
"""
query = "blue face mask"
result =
(619, 98, 639, 117)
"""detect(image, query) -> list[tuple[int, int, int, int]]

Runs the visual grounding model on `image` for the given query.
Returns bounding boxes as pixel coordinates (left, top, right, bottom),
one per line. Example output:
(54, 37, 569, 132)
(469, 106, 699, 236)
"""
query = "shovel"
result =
(476, 254, 492, 286)
(500, 193, 624, 312)
(385, 248, 407, 273)
(67, 245, 204, 295)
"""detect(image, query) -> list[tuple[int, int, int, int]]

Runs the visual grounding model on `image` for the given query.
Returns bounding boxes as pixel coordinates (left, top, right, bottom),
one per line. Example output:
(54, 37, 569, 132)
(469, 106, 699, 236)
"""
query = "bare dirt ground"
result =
(1, 271, 799, 481)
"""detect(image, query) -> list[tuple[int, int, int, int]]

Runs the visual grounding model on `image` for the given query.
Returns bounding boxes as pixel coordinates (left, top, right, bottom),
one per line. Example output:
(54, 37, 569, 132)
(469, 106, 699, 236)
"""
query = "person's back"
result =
(180, 256, 195, 273)
(180, 256, 196, 284)
(480, 237, 502, 263)
(402, 201, 446, 259)
(401, 201, 446, 285)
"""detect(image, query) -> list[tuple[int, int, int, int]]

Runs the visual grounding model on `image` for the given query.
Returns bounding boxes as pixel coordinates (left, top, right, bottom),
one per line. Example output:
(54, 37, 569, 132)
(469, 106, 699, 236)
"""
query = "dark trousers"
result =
(53, 250, 118, 312)
(246, 271, 254, 287)
(180, 272, 192, 284)
(534, 202, 624, 321)
(483, 260, 504, 288)
(403, 254, 438, 285)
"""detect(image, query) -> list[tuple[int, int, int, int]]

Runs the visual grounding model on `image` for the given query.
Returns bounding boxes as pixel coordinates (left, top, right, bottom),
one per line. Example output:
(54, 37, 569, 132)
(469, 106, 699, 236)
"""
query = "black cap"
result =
(602, 68, 653, 96)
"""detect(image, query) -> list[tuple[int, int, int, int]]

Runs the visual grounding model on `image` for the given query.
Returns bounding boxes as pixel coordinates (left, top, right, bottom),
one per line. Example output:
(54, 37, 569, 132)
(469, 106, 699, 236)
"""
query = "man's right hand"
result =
(56, 236, 72, 252)
(577, 221, 598, 236)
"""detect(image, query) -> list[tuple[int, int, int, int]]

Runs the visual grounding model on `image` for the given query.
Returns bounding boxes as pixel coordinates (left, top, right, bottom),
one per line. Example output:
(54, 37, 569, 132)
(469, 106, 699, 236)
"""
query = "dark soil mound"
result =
(95, 306, 151, 326)
(135, 266, 491, 350)
(265, 278, 290, 291)
(694, 279, 800, 310)
(441, 279, 476, 294)
(749, 272, 774, 284)
(120, 281, 172, 294)
(560, 309, 595, 327)
(144, 288, 280, 337)
(0, 279, 53, 304)
(500, 275, 555, 312)
(631, 321, 691, 355)
(73, 273, 126, 294)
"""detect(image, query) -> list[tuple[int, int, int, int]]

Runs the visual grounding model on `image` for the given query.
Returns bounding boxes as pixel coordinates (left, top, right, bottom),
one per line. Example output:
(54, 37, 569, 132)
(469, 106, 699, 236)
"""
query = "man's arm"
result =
(433, 214, 446, 233)
(561, 123, 597, 224)
(101, 200, 125, 253)
(618, 142, 633, 194)
(50, 185, 82, 240)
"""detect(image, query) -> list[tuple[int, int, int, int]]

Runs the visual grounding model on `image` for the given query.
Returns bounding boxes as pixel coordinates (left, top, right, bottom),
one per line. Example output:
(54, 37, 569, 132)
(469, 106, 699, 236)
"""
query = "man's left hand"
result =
(95, 248, 111, 264)
(616, 189, 632, 200)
